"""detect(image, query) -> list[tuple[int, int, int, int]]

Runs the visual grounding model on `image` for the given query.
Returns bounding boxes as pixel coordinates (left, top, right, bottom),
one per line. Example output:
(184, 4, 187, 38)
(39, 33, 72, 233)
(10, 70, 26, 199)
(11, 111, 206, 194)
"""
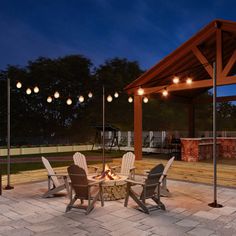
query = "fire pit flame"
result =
(94, 164, 120, 181)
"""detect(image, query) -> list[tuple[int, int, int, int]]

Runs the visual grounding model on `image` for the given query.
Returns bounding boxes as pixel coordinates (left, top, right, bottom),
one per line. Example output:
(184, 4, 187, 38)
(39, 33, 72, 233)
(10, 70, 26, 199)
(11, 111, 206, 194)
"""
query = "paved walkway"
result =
(0, 180, 236, 235)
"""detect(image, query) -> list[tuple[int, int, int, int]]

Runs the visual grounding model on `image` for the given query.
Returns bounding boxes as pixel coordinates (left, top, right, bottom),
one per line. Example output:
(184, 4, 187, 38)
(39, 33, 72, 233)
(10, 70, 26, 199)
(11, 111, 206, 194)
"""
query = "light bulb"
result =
(173, 76, 180, 84)
(137, 87, 144, 96)
(114, 92, 119, 98)
(143, 97, 148, 103)
(54, 91, 60, 98)
(128, 97, 133, 103)
(88, 92, 93, 98)
(79, 95, 84, 103)
(34, 86, 39, 93)
(162, 89, 168, 97)
(107, 95, 113, 102)
(47, 96, 52, 103)
(66, 98, 72, 105)
(26, 88, 32, 95)
(186, 77, 192, 84)
(16, 82, 22, 88)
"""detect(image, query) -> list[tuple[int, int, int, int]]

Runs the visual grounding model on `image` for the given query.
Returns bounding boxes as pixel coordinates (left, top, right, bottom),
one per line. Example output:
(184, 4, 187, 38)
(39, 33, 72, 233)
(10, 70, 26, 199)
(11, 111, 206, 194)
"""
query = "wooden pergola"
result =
(125, 19, 236, 160)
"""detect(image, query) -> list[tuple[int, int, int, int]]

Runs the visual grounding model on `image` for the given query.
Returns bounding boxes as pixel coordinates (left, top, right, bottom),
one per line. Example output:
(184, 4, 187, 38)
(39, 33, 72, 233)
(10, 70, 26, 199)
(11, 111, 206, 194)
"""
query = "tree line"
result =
(0, 55, 236, 145)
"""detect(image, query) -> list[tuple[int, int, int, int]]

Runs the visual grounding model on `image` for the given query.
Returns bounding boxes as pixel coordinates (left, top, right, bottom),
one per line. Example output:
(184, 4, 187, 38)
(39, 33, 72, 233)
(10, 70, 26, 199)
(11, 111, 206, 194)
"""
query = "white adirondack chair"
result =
(41, 156, 69, 198)
(111, 152, 135, 179)
(73, 152, 99, 175)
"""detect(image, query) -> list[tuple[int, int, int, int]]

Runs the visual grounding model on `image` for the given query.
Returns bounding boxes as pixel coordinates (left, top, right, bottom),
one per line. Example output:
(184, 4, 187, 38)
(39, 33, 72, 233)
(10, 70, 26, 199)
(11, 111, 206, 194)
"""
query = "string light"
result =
(114, 92, 119, 98)
(88, 92, 93, 98)
(162, 88, 168, 97)
(143, 97, 148, 103)
(186, 77, 192, 84)
(47, 96, 52, 103)
(173, 76, 180, 84)
(107, 95, 113, 102)
(54, 91, 60, 98)
(33, 86, 39, 93)
(26, 88, 32, 95)
(137, 87, 144, 96)
(66, 98, 72, 105)
(16, 82, 22, 88)
(79, 95, 84, 103)
(128, 97, 133, 103)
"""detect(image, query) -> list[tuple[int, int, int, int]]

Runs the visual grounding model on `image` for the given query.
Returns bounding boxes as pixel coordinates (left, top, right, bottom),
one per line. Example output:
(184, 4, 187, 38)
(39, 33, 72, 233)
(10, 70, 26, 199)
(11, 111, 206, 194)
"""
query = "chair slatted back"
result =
(142, 164, 164, 199)
(68, 165, 89, 199)
(159, 156, 175, 183)
(120, 152, 135, 175)
(41, 156, 60, 187)
(73, 152, 88, 175)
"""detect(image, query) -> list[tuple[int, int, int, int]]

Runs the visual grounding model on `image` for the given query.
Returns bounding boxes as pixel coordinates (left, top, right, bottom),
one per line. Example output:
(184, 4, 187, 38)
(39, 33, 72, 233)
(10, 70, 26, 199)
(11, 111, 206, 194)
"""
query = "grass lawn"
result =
(0, 150, 126, 159)
(0, 150, 121, 175)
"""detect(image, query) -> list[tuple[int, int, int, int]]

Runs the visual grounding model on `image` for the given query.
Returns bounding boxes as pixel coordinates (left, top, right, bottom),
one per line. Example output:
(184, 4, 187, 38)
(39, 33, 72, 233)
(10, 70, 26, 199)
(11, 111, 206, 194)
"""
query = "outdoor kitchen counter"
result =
(181, 137, 236, 162)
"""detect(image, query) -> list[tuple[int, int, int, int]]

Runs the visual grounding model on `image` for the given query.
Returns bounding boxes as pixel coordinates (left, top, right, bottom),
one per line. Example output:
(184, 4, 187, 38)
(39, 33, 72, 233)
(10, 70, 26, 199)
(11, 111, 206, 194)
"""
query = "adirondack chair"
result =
(66, 164, 104, 215)
(124, 164, 165, 214)
(111, 152, 135, 179)
(41, 156, 69, 198)
(73, 152, 99, 175)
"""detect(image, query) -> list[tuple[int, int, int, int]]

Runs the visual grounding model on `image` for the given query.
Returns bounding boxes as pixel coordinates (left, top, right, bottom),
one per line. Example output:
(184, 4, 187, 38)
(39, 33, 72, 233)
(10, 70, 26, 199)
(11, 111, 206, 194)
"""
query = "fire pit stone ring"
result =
(88, 175, 128, 201)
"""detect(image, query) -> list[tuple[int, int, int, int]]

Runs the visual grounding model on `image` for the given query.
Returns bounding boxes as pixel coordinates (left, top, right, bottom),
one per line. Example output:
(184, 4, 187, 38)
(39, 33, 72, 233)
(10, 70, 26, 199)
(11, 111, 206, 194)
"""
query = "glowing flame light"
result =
(16, 82, 22, 88)
(26, 88, 32, 95)
(143, 97, 148, 103)
(34, 86, 39, 93)
(107, 95, 113, 102)
(128, 97, 133, 103)
(186, 77, 192, 84)
(137, 87, 144, 96)
(79, 95, 84, 103)
(66, 98, 72, 105)
(162, 89, 168, 97)
(54, 91, 60, 98)
(173, 76, 180, 84)
(88, 92, 93, 98)
(47, 96, 52, 103)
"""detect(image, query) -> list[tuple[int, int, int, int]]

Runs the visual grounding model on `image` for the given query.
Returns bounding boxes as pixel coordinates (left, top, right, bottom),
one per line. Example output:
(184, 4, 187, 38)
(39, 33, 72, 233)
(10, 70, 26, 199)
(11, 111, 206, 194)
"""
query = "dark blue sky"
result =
(1, 0, 236, 95)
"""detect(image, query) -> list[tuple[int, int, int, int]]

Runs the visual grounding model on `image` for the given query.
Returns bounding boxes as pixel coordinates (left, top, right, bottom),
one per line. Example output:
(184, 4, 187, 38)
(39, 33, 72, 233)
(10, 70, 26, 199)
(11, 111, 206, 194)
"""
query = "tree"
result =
(92, 58, 144, 130)
(0, 55, 94, 144)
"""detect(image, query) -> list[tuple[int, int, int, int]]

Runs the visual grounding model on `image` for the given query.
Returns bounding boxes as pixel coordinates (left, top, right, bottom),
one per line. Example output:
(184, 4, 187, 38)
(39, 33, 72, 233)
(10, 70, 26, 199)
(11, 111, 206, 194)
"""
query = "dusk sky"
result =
(1, 0, 236, 95)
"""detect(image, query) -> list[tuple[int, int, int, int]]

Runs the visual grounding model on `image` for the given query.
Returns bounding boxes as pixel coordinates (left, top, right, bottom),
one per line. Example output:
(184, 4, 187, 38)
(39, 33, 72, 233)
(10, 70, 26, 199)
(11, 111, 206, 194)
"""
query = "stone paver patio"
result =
(1, 179, 236, 236)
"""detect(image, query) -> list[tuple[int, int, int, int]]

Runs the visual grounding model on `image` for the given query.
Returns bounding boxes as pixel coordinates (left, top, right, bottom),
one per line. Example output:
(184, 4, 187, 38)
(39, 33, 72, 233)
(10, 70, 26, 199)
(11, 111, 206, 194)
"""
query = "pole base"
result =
(4, 185, 14, 190)
(208, 201, 223, 208)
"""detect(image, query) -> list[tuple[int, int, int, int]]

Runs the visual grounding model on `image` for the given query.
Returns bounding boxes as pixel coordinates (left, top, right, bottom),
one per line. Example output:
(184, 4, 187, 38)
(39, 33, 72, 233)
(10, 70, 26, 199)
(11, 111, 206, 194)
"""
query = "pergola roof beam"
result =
(192, 46, 213, 78)
(222, 50, 236, 77)
(142, 75, 236, 95)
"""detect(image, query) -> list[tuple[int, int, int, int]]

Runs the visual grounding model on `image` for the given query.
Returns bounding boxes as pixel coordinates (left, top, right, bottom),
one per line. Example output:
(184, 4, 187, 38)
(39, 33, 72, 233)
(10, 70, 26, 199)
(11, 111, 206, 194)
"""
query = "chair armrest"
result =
(48, 174, 67, 178)
(130, 167, 136, 171)
(125, 179, 144, 186)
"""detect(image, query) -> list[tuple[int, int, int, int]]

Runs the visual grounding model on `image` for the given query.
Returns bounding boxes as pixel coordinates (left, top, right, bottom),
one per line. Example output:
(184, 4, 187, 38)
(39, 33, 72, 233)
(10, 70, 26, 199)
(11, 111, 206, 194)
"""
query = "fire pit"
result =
(88, 165, 128, 201)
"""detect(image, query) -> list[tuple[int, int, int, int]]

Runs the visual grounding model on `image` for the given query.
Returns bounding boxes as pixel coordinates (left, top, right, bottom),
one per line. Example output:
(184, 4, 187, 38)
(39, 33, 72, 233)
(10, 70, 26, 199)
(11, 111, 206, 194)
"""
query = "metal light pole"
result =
(5, 77, 14, 190)
(208, 62, 222, 208)
(102, 86, 105, 171)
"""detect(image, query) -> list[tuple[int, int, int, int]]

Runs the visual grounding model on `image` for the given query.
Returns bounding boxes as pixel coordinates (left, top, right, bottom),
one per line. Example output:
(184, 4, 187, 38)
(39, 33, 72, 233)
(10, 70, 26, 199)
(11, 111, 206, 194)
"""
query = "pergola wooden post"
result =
(134, 95, 142, 160)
